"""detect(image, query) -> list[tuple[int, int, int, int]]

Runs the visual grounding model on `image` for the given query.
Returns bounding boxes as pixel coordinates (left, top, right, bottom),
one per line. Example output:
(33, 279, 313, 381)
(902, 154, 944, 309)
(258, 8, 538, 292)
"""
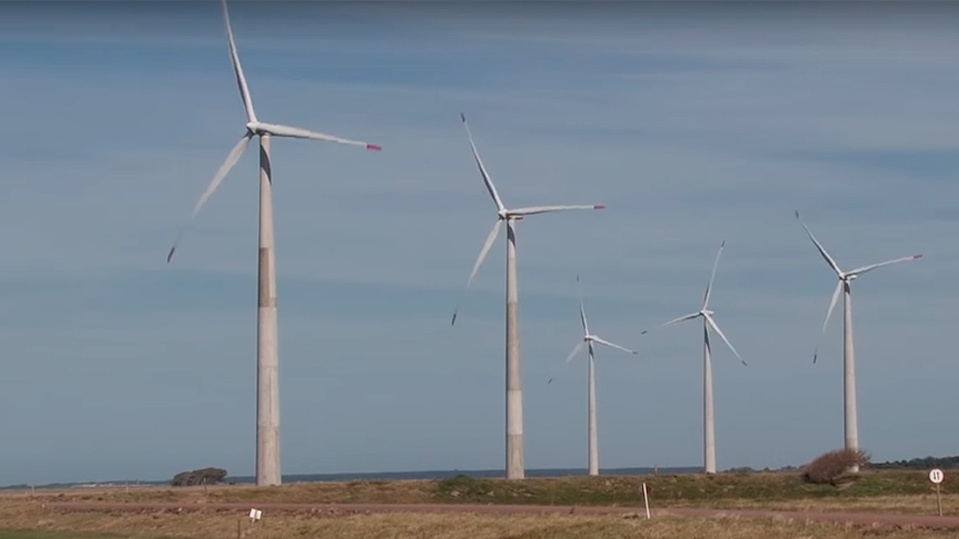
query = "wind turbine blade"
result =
(166, 131, 253, 263)
(812, 280, 843, 364)
(591, 336, 639, 355)
(641, 312, 700, 334)
(795, 210, 843, 277)
(510, 204, 606, 217)
(847, 254, 923, 277)
(702, 240, 725, 309)
(704, 313, 747, 366)
(460, 113, 505, 212)
(565, 341, 587, 364)
(258, 123, 381, 150)
(576, 275, 589, 335)
(221, 0, 256, 123)
(166, 230, 183, 264)
(451, 219, 502, 325)
(191, 133, 253, 219)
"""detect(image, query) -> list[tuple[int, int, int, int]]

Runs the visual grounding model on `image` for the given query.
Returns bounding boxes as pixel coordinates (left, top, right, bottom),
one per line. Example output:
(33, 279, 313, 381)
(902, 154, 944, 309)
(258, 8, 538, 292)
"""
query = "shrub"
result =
(436, 474, 494, 499)
(171, 467, 228, 487)
(802, 448, 871, 486)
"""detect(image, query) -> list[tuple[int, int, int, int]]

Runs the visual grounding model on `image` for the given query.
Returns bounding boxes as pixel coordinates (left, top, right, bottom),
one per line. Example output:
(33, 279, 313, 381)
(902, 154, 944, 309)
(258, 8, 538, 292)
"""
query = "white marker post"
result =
(929, 469, 944, 516)
(249, 508, 262, 522)
(642, 482, 651, 520)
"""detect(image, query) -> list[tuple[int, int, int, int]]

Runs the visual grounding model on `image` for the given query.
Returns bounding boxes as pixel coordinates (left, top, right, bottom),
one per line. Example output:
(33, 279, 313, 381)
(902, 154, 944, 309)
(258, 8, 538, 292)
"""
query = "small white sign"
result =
(929, 469, 944, 485)
(249, 508, 262, 521)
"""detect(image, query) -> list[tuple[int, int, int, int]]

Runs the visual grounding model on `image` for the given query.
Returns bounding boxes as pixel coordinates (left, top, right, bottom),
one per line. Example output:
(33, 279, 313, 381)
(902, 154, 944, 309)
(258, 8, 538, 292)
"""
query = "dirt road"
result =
(36, 501, 959, 530)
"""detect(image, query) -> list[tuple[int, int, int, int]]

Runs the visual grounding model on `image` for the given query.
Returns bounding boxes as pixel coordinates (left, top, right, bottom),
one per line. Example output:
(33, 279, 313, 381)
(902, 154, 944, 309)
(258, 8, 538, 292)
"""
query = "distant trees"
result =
(802, 448, 870, 486)
(171, 467, 228, 487)
(872, 456, 959, 470)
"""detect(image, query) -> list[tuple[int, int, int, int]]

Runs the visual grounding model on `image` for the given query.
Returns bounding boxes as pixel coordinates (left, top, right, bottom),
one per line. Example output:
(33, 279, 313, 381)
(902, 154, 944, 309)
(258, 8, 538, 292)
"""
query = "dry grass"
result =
(3, 470, 949, 510)
(3, 470, 957, 538)
(2, 502, 959, 539)
(690, 493, 959, 515)
(0, 480, 436, 505)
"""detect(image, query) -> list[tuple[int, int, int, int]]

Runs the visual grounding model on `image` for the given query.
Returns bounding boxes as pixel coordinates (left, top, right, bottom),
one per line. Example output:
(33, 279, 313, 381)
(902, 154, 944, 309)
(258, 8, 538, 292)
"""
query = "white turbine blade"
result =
(812, 280, 843, 364)
(565, 340, 587, 364)
(460, 113, 505, 212)
(510, 204, 606, 217)
(576, 275, 589, 335)
(795, 210, 843, 277)
(259, 123, 381, 150)
(641, 312, 700, 334)
(221, 0, 256, 123)
(702, 240, 725, 309)
(703, 240, 726, 309)
(548, 340, 587, 384)
(704, 313, 747, 366)
(847, 254, 923, 278)
(190, 133, 253, 219)
(451, 219, 502, 325)
(167, 131, 253, 263)
(591, 335, 638, 355)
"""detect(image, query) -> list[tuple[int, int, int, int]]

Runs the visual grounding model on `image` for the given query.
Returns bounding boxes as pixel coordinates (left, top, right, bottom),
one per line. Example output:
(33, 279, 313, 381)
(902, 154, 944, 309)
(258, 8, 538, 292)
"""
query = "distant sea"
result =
(1, 466, 703, 490)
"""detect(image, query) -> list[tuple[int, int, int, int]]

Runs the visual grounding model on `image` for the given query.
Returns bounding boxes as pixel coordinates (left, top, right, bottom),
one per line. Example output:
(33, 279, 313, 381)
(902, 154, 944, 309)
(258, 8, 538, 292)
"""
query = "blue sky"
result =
(1, 1, 958, 485)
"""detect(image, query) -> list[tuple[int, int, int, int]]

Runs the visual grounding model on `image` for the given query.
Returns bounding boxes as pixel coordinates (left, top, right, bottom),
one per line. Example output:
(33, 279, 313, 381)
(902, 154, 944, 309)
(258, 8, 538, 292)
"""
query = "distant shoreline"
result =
(2, 466, 704, 490)
(7, 454, 950, 490)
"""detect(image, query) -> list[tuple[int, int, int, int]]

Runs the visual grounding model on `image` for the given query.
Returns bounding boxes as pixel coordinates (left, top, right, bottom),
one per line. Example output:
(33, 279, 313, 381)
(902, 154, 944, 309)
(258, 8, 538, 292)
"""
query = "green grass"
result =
(430, 470, 945, 505)
(11, 469, 950, 509)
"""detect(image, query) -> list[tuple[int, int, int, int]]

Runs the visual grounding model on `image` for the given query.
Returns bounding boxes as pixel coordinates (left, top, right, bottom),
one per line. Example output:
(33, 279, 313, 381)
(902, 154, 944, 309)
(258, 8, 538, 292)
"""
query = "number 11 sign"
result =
(929, 469, 944, 516)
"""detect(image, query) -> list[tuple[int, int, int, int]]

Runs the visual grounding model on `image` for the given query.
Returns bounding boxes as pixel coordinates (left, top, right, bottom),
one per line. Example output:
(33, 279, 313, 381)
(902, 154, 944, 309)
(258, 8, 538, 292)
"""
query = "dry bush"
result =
(803, 448, 871, 486)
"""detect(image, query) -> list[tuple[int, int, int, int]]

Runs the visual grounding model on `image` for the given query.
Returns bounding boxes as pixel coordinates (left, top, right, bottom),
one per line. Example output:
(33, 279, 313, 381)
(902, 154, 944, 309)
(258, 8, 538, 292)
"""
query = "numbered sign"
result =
(929, 468, 944, 485)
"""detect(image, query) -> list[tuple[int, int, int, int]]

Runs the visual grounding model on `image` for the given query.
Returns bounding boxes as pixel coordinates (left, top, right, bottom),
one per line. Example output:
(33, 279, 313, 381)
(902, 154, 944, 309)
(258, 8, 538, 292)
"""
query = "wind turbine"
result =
(451, 113, 606, 480)
(553, 275, 638, 476)
(641, 241, 746, 474)
(165, 0, 381, 487)
(795, 211, 922, 472)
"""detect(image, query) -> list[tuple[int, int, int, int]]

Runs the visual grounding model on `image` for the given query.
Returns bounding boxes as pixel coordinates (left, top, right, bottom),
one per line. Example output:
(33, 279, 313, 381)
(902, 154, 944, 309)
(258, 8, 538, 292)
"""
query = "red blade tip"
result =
(366, 144, 382, 151)
(594, 204, 606, 210)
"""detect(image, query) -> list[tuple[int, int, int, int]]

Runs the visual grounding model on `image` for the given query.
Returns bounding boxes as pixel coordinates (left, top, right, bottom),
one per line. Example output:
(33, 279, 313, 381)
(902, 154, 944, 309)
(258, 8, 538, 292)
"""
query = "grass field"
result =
(4, 509, 959, 539)
(6, 470, 951, 511)
(2, 470, 956, 538)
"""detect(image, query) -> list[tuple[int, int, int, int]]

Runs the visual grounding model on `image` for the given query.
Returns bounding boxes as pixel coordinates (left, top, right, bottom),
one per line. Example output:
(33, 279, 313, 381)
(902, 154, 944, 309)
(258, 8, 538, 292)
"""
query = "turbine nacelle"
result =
(700, 309, 714, 317)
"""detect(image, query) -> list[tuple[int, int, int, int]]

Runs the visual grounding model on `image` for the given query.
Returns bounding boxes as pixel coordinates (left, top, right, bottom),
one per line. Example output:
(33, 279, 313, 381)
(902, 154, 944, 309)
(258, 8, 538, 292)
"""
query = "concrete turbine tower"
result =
(641, 241, 746, 474)
(552, 275, 639, 476)
(165, 0, 381, 486)
(451, 114, 605, 479)
(795, 211, 922, 473)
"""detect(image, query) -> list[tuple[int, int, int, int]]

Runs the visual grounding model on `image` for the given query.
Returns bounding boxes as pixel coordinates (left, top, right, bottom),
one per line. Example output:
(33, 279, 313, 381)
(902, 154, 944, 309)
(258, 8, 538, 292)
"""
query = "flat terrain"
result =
(3, 471, 957, 538)
(6, 470, 953, 512)
(5, 504, 959, 539)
